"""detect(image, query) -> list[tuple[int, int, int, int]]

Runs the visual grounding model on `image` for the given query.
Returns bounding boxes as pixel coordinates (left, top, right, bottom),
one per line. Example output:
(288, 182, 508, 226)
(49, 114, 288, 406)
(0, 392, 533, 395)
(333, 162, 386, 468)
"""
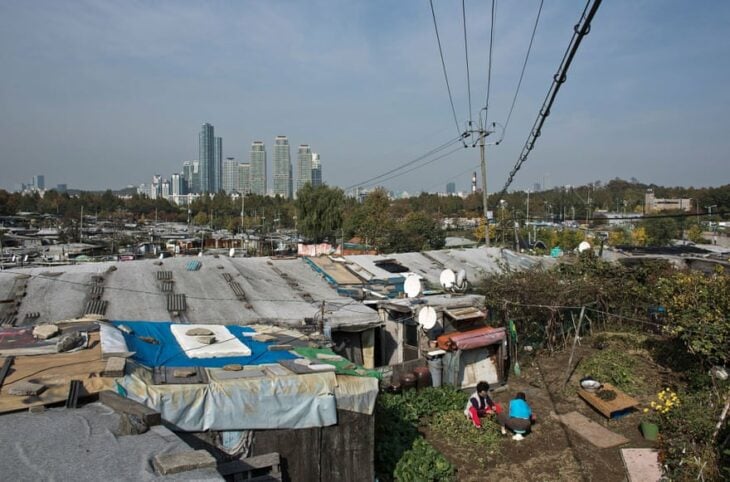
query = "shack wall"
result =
(251, 409, 374, 482)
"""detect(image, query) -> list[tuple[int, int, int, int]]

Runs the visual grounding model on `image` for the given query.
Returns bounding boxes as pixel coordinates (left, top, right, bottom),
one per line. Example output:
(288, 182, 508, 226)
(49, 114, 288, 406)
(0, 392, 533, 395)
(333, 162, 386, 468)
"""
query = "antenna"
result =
(439, 269, 456, 290)
(417, 306, 438, 331)
(403, 274, 422, 298)
(454, 269, 469, 292)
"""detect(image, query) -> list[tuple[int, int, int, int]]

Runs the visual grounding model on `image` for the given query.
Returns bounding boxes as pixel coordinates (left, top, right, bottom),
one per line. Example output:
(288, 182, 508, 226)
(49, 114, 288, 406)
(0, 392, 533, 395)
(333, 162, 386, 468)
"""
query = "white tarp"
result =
(120, 363, 338, 431)
(99, 323, 131, 358)
(170, 324, 251, 358)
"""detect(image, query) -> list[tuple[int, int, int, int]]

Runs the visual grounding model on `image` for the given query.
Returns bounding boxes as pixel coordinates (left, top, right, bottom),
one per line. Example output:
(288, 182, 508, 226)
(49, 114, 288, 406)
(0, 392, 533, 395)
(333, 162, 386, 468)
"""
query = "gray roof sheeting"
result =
(3, 256, 379, 330)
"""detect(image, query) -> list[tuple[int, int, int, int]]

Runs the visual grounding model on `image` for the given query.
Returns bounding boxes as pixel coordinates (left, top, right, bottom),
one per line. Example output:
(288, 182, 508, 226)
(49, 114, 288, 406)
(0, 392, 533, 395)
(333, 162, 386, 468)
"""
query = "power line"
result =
(502, 0, 544, 141)
(482, 0, 497, 126)
(497, 0, 602, 200)
(345, 136, 463, 191)
(462, 0, 473, 129)
(429, 0, 462, 137)
(355, 145, 464, 189)
(425, 163, 480, 192)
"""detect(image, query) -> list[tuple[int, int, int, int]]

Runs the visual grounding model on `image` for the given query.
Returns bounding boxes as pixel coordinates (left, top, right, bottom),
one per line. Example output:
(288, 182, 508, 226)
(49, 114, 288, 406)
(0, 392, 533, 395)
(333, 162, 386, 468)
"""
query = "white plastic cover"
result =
(170, 324, 251, 358)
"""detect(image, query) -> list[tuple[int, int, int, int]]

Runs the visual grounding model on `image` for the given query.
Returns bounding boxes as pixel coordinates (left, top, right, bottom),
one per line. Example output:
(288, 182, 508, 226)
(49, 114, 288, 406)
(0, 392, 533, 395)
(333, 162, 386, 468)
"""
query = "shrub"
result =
(659, 390, 726, 481)
(393, 438, 455, 482)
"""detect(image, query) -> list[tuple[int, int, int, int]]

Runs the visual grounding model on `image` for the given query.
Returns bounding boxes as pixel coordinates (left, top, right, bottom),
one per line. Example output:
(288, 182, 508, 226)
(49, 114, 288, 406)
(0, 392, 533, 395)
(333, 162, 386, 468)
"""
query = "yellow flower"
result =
(643, 408, 649, 413)
(650, 401, 657, 408)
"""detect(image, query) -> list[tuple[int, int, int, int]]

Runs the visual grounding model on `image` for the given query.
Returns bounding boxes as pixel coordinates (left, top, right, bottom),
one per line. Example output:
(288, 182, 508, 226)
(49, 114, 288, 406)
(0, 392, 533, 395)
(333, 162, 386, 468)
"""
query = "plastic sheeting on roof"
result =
(111, 321, 297, 368)
(119, 363, 339, 431)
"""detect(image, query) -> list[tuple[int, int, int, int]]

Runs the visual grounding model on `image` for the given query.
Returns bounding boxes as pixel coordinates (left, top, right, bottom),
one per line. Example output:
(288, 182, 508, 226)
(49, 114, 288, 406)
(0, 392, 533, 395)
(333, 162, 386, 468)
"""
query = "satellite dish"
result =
(159, 253, 165, 260)
(456, 269, 468, 288)
(417, 306, 437, 330)
(198, 251, 203, 257)
(403, 274, 422, 298)
(439, 269, 456, 290)
(578, 241, 591, 253)
(229, 248, 235, 257)
(23, 255, 28, 263)
(11, 255, 16, 262)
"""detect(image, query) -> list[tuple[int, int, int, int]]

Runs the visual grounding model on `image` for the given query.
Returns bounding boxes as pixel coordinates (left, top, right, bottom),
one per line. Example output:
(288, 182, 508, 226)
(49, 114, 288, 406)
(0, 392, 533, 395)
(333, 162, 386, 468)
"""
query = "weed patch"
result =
(580, 349, 643, 394)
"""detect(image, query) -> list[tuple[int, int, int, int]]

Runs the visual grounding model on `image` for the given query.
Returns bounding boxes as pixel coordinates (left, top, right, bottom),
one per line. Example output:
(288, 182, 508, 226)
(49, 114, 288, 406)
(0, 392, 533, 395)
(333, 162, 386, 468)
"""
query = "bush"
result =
(659, 390, 727, 481)
(580, 349, 642, 395)
(393, 438, 455, 482)
(375, 387, 467, 481)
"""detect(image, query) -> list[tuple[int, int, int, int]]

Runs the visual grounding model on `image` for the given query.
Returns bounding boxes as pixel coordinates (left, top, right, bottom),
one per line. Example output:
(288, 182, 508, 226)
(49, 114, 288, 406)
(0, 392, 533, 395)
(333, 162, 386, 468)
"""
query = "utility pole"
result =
(479, 132, 489, 248)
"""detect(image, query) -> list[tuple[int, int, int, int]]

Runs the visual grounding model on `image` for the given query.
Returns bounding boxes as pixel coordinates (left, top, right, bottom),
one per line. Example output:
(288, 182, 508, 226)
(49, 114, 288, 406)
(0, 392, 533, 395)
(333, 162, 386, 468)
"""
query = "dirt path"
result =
(426, 345, 665, 481)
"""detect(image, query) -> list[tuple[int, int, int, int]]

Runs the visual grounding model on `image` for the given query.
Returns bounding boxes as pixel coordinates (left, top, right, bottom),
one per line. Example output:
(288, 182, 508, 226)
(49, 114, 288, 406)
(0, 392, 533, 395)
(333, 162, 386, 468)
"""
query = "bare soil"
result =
(424, 344, 676, 481)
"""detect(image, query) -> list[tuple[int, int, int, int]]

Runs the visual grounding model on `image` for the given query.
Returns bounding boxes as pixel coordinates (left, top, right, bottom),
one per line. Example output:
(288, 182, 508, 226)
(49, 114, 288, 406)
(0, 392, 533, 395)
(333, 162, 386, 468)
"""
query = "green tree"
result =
(295, 183, 345, 243)
(656, 268, 729, 366)
(356, 188, 393, 250)
(387, 212, 445, 253)
(642, 216, 679, 246)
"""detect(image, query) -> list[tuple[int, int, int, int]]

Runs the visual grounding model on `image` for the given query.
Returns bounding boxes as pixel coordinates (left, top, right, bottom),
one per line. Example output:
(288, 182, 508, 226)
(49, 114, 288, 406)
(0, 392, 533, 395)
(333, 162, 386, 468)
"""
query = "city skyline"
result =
(1, 2, 729, 193)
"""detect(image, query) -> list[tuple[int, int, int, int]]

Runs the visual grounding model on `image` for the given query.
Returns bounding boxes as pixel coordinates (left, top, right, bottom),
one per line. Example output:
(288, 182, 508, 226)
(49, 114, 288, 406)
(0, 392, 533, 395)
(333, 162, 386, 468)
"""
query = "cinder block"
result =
(152, 450, 216, 475)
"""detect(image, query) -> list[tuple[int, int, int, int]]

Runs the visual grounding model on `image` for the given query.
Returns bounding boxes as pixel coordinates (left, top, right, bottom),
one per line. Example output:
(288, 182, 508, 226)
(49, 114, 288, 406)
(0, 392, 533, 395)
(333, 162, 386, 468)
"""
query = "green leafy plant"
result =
(393, 437, 455, 482)
(430, 410, 502, 454)
(581, 349, 642, 394)
(375, 387, 467, 481)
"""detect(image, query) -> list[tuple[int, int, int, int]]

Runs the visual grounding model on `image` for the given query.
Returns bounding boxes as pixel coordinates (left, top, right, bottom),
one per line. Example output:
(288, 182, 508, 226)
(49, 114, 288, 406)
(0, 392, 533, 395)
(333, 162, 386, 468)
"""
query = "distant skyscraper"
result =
(238, 163, 251, 194)
(182, 160, 199, 193)
(151, 174, 162, 199)
(446, 182, 456, 194)
(214, 137, 223, 192)
(33, 175, 45, 190)
(161, 179, 171, 198)
(250, 141, 267, 196)
(295, 144, 313, 196)
(273, 136, 292, 198)
(311, 153, 322, 188)
(199, 123, 214, 194)
(222, 157, 239, 193)
(171, 173, 184, 196)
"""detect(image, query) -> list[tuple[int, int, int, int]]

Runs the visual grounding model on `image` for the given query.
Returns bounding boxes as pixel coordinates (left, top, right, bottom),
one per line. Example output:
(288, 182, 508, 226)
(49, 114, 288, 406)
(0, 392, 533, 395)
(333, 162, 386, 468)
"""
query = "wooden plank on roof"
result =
(444, 306, 485, 321)
(306, 256, 362, 286)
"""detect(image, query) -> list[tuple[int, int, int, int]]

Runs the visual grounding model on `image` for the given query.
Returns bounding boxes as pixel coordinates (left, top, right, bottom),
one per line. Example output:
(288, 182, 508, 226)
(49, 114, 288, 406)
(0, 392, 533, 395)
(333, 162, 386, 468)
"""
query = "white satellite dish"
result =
(417, 306, 437, 330)
(578, 241, 591, 253)
(11, 255, 16, 262)
(198, 251, 203, 257)
(439, 269, 456, 290)
(229, 248, 236, 257)
(403, 274, 422, 298)
(159, 253, 165, 260)
(455, 269, 468, 290)
(23, 255, 28, 263)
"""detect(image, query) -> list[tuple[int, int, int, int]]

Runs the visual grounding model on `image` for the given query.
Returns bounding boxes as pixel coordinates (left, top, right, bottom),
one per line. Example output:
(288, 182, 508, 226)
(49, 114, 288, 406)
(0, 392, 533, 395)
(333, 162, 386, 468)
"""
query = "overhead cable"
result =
(462, 0, 473, 129)
(502, 0, 544, 141)
(429, 0, 463, 137)
(482, 0, 497, 126)
(345, 135, 463, 190)
(497, 0, 602, 200)
(355, 145, 464, 189)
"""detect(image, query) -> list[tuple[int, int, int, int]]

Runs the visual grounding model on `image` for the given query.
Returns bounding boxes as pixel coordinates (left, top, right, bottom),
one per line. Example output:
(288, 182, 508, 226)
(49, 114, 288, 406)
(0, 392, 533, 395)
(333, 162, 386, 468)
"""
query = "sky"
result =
(1, 0, 729, 194)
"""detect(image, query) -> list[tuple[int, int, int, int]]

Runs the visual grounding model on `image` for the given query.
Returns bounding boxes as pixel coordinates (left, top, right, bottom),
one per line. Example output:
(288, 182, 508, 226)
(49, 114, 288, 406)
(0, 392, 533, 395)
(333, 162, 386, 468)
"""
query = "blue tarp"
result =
(111, 321, 297, 368)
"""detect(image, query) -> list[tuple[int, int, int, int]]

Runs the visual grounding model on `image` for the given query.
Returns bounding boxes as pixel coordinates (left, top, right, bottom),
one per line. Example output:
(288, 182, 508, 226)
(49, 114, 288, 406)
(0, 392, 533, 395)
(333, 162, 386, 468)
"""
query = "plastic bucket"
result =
(427, 357, 443, 388)
(640, 421, 659, 441)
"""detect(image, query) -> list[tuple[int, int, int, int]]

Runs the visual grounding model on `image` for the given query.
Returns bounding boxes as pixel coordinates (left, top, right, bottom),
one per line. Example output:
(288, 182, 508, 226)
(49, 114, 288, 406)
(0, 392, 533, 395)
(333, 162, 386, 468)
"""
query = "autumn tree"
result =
(295, 183, 345, 243)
